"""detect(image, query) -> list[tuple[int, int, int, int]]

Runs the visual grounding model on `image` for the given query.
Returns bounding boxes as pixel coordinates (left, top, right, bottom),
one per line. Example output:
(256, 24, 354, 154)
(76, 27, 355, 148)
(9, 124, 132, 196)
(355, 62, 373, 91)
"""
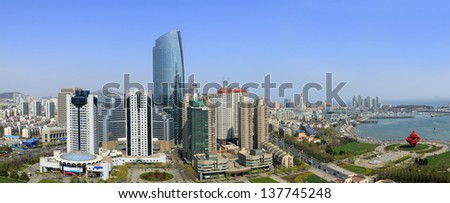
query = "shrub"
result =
(19, 172, 29, 182)
(0, 170, 8, 177)
(9, 171, 19, 179)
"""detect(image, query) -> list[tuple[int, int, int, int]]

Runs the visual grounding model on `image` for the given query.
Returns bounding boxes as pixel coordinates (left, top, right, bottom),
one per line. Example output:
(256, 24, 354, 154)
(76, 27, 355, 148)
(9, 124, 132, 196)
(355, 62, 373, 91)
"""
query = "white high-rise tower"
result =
(125, 89, 153, 157)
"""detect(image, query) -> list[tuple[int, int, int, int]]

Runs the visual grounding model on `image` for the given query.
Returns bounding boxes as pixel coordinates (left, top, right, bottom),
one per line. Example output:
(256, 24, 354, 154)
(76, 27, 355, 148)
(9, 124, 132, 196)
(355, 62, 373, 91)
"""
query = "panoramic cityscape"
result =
(1, 1, 450, 185)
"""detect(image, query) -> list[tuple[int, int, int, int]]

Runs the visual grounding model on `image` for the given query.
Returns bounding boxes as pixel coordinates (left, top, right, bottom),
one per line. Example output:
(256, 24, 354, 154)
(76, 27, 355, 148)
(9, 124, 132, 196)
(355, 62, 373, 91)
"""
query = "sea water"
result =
(356, 113, 450, 141)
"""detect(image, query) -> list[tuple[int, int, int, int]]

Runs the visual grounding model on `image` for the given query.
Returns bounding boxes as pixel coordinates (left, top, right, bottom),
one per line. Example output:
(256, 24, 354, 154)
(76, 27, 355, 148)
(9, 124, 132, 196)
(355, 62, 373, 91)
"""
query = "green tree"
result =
(325, 145, 334, 155)
(293, 157, 302, 165)
(19, 172, 30, 182)
(0, 170, 8, 177)
(9, 171, 19, 179)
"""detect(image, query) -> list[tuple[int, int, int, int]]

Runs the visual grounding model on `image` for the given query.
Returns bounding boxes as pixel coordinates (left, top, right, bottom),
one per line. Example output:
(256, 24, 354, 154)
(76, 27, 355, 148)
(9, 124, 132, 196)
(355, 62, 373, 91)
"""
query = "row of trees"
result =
(0, 152, 40, 172)
(285, 136, 334, 162)
(0, 170, 30, 182)
(377, 167, 448, 183)
(0, 150, 43, 183)
(287, 126, 359, 158)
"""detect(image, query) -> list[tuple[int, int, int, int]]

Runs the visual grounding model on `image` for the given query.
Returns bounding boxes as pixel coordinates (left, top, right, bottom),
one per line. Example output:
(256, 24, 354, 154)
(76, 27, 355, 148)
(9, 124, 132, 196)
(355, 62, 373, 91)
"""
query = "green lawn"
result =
(304, 174, 328, 183)
(249, 177, 278, 183)
(419, 145, 443, 154)
(392, 156, 412, 164)
(0, 177, 25, 183)
(293, 172, 328, 183)
(334, 142, 378, 155)
(426, 151, 450, 170)
(385, 144, 400, 151)
(340, 164, 372, 175)
(140, 171, 174, 182)
(398, 144, 429, 151)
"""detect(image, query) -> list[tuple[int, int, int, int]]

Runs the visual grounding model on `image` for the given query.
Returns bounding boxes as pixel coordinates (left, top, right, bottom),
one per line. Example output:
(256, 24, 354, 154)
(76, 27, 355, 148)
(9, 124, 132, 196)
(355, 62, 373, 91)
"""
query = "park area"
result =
(0, 177, 25, 183)
(140, 171, 174, 182)
(425, 151, 450, 171)
(385, 143, 443, 154)
(398, 144, 429, 151)
(334, 142, 378, 155)
(282, 172, 328, 183)
(339, 164, 372, 175)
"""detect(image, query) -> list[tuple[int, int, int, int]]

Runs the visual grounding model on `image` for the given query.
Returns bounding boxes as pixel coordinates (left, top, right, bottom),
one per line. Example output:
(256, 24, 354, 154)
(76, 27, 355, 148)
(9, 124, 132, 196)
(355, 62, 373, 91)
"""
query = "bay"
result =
(356, 113, 450, 141)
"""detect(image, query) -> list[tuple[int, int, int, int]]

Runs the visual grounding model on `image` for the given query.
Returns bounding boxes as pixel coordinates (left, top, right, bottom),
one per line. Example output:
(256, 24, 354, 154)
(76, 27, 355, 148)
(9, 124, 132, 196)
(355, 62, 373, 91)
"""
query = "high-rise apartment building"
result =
(295, 94, 307, 111)
(208, 81, 248, 144)
(66, 90, 98, 154)
(58, 88, 81, 128)
(21, 101, 29, 116)
(46, 101, 55, 119)
(209, 87, 233, 144)
(357, 95, 363, 107)
(207, 104, 217, 153)
(231, 87, 247, 140)
(125, 89, 152, 157)
(376, 97, 382, 108)
(366, 96, 372, 108)
(238, 99, 253, 151)
(352, 96, 358, 107)
(253, 97, 267, 149)
(34, 101, 42, 116)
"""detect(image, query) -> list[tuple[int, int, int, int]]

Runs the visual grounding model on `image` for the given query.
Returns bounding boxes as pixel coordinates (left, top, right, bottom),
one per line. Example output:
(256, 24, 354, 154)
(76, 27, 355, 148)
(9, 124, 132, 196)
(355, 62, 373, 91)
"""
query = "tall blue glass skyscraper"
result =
(153, 30, 185, 143)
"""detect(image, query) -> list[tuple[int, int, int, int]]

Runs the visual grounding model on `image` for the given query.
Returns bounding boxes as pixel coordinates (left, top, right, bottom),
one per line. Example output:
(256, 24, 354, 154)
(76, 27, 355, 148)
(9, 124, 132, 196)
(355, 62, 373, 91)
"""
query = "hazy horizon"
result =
(1, 0, 449, 101)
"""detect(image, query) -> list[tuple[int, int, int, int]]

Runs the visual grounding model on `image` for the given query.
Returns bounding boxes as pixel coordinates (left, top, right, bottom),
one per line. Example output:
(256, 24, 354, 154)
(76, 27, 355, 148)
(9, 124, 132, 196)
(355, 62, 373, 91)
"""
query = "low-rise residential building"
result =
(22, 127, 41, 138)
(237, 149, 272, 169)
(262, 142, 294, 168)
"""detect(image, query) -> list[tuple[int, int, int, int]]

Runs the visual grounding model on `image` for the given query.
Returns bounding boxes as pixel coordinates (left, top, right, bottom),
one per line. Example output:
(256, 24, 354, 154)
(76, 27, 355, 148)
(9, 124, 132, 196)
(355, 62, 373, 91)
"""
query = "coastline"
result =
(345, 125, 450, 147)
(345, 125, 384, 144)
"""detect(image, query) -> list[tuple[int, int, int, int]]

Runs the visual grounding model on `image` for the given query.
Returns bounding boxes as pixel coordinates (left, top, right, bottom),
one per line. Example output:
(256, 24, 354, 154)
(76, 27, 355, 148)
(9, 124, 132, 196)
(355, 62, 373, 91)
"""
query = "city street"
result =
(271, 136, 350, 180)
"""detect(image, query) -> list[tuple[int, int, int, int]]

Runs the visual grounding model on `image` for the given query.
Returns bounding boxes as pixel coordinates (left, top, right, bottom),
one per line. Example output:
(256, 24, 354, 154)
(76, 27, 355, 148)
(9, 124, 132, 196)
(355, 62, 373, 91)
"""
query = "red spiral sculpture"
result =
(406, 131, 421, 147)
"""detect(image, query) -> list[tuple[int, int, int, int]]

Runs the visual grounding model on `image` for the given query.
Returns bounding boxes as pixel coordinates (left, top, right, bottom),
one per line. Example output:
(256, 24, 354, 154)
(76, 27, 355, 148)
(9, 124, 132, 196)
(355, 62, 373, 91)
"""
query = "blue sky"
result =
(1, 0, 450, 102)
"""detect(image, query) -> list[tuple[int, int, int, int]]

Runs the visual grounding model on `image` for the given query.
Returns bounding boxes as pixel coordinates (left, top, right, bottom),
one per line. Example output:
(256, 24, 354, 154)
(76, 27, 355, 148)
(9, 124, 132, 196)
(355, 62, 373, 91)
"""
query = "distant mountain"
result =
(0, 92, 19, 99)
